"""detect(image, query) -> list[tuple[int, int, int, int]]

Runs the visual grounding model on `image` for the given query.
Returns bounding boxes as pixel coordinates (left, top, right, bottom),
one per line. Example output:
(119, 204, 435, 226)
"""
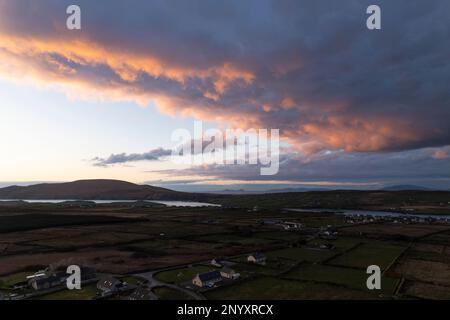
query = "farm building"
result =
(220, 267, 240, 280)
(192, 271, 222, 288)
(97, 276, 125, 295)
(28, 272, 66, 291)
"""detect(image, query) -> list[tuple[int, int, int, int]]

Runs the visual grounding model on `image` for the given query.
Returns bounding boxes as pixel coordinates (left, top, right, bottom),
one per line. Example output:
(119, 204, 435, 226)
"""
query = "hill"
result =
(381, 185, 432, 191)
(0, 179, 194, 201)
(208, 189, 450, 212)
(1, 180, 450, 213)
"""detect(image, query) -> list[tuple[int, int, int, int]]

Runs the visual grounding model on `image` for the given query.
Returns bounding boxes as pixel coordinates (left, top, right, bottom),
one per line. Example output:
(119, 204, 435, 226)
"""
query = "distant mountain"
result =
(381, 185, 432, 191)
(208, 189, 249, 194)
(264, 187, 329, 193)
(207, 187, 329, 194)
(1, 180, 450, 212)
(0, 179, 199, 201)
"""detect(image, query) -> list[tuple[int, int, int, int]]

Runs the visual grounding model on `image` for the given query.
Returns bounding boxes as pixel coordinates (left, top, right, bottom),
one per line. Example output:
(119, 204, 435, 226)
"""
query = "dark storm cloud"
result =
(157, 147, 450, 187)
(1, 0, 450, 184)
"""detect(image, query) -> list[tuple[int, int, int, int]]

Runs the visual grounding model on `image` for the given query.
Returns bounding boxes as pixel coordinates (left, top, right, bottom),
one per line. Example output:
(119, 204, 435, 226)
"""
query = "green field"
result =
(192, 234, 277, 246)
(231, 259, 296, 277)
(283, 264, 398, 294)
(153, 287, 192, 300)
(205, 276, 377, 300)
(34, 283, 98, 300)
(154, 266, 216, 284)
(308, 237, 362, 251)
(266, 247, 337, 263)
(329, 241, 406, 270)
(253, 231, 303, 242)
(0, 272, 30, 289)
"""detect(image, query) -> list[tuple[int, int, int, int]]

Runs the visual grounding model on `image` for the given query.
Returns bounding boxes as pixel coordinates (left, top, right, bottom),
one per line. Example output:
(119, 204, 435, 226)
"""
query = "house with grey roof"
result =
(192, 270, 222, 288)
(97, 276, 125, 295)
(28, 272, 66, 291)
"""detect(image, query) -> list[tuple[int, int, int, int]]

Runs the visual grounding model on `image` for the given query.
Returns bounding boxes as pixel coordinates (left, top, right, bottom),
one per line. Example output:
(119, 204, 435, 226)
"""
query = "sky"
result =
(0, 0, 449, 191)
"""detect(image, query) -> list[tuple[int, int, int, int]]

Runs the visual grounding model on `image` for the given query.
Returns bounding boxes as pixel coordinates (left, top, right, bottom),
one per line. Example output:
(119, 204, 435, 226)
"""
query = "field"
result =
(283, 264, 398, 294)
(152, 287, 192, 300)
(0, 201, 449, 300)
(0, 214, 143, 233)
(192, 234, 278, 246)
(0, 272, 30, 289)
(394, 259, 450, 286)
(35, 284, 98, 300)
(329, 241, 407, 270)
(266, 247, 337, 263)
(205, 277, 376, 300)
(401, 281, 450, 299)
(155, 266, 216, 284)
(231, 259, 296, 277)
(339, 223, 449, 239)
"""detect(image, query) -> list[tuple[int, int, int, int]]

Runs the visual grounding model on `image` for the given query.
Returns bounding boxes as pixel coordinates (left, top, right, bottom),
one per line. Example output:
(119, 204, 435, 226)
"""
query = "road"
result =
(136, 268, 205, 300)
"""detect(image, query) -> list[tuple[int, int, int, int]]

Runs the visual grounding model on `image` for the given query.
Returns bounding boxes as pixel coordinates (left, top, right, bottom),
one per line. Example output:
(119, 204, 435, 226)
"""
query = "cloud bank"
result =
(92, 148, 172, 167)
(155, 147, 450, 188)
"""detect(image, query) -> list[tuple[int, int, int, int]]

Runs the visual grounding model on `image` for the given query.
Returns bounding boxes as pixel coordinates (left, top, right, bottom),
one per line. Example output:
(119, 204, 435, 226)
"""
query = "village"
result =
(0, 251, 271, 300)
(0, 213, 342, 300)
(1, 201, 450, 300)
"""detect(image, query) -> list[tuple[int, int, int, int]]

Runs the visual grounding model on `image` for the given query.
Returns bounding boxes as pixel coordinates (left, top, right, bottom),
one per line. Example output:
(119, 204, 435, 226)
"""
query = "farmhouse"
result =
(192, 271, 222, 288)
(319, 230, 338, 240)
(220, 267, 240, 280)
(28, 272, 66, 291)
(247, 252, 267, 265)
(97, 276, 125, 295)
